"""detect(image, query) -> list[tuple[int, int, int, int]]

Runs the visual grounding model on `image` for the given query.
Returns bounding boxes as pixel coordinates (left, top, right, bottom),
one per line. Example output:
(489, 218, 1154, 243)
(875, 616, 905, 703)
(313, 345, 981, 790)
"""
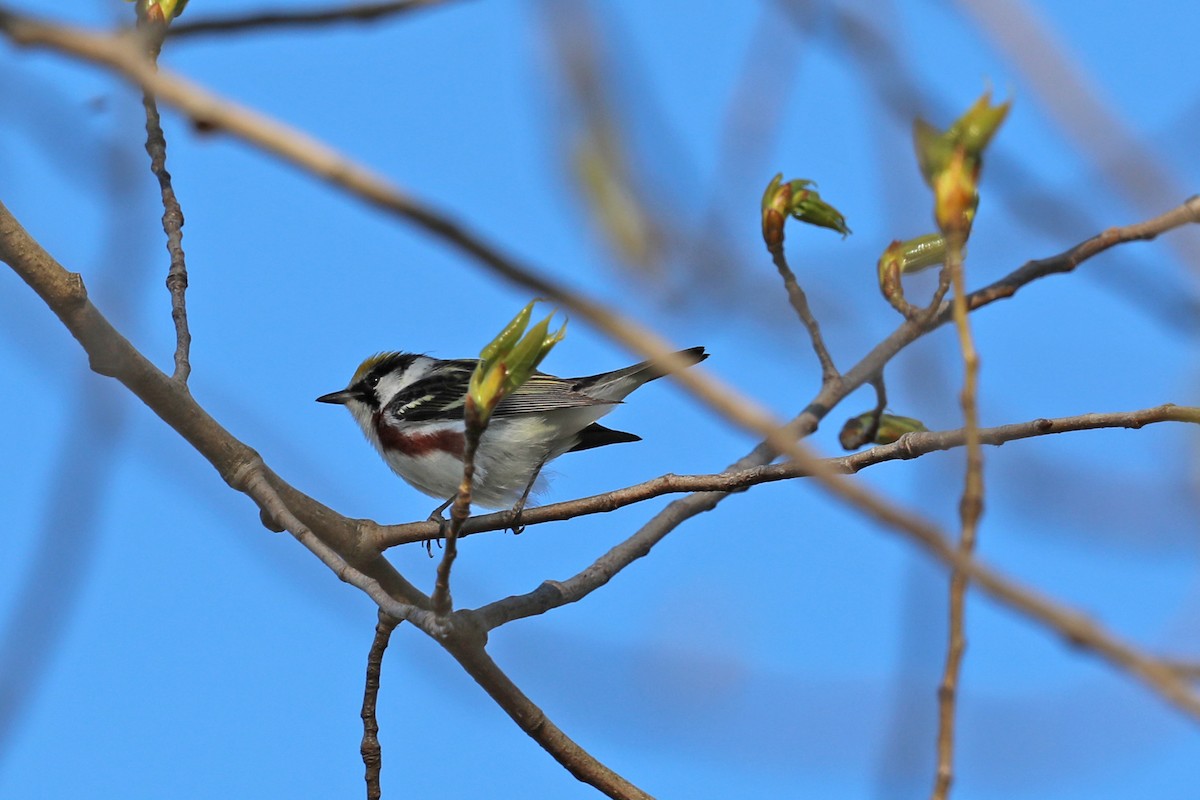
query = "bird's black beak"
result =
(316, 388, 360, 405)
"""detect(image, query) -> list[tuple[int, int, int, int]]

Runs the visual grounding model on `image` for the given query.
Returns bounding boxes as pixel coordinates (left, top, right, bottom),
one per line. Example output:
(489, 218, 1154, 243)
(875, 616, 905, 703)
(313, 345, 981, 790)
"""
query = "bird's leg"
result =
(509, 454, 549, 535)
(423, 495, 455, 557)
(428, 494, 455, 522)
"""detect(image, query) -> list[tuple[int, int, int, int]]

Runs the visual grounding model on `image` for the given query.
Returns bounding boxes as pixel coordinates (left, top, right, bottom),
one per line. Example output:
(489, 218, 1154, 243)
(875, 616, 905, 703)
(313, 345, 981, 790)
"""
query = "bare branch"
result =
(140, 87, 191, 382)
(1164, 661, 1200, 681)
(0, 11, 812, 468)
(767, 241, 841, 385)
(933, 231, 983, 800)
(361, 613, 399, 800)
(957, 197, 1200, 316)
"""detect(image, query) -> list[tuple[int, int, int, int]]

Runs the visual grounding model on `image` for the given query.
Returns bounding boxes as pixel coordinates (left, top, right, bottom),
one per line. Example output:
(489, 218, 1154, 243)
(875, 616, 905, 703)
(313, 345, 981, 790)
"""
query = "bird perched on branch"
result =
(318, 346, 708, 513)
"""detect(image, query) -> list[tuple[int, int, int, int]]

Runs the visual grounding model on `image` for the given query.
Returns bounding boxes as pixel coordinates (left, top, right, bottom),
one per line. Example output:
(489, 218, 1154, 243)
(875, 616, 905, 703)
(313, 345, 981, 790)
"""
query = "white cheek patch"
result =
(374, 356, 434, 407)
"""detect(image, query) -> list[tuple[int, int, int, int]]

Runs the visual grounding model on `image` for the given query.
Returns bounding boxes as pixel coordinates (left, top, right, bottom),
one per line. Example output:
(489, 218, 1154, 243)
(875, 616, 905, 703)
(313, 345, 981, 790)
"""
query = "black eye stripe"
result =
(365, 354, 416, 388)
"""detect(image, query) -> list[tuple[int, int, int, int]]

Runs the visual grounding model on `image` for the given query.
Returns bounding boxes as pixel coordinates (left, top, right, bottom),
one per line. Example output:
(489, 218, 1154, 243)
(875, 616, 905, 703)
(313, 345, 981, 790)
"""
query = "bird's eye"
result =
(364, 372, 382, 389)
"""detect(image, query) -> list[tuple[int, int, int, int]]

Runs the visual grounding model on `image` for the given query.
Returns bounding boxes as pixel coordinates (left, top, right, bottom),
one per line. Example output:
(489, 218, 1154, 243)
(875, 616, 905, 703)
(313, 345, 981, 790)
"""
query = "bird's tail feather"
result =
(574, 346, 708, 400)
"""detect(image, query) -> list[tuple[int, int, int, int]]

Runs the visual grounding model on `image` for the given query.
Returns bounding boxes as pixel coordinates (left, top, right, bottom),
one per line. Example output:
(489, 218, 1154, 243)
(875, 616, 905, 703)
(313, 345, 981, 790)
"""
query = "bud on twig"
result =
(761, 173, 851, 248)
(468, 301, 567, 425)
(913, 91, 1010, 238)
(839, 411, 928, 450)
(877, 233, 948, 307)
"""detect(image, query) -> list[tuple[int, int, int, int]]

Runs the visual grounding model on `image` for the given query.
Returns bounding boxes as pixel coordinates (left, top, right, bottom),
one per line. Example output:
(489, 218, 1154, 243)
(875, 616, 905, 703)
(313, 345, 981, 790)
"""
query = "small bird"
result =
(317, 346, 708, 512)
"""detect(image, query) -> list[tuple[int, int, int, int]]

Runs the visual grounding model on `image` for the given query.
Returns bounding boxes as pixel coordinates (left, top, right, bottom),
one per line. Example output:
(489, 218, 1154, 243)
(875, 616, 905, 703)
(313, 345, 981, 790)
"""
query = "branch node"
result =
(258, 507, 285, 533)
(225, 453, 264, 492)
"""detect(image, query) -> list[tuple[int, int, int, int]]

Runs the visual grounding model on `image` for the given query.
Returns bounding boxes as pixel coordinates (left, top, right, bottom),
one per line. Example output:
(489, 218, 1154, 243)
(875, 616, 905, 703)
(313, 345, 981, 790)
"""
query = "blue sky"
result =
(1, 1, 1198, 798)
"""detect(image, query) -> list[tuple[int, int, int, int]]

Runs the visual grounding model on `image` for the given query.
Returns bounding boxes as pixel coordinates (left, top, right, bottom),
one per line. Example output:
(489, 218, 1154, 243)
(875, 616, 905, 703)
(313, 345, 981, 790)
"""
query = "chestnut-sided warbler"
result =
(317, 346, 708, 510)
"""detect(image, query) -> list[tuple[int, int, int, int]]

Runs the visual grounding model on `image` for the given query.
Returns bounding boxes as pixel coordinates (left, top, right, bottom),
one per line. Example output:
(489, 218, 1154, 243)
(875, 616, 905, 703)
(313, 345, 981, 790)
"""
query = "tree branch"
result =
(142, 91, 192, 382)
(431, 415, 484, 616)
(767, 241, 840, 385)
(136, 24, 192, 384)
(933, 230, 983, 800)
(0, 9, 813, 473)
(361, 613, 398, 800)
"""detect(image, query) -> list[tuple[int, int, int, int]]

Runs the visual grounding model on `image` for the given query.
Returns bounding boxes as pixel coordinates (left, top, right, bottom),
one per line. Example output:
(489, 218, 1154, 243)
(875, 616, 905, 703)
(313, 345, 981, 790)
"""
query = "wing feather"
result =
(383, 362, 612, 422)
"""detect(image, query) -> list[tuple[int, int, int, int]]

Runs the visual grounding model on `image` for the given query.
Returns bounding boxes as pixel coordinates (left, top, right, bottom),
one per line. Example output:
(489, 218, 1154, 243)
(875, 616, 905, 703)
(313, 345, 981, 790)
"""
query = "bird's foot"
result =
(507, 497, 530, 536)
(423, 497, 455, 557)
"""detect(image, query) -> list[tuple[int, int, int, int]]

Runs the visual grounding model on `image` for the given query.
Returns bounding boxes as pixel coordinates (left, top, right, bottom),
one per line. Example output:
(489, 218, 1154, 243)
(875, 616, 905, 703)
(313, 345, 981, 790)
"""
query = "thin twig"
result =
(431, 416, 483, 616)
(362, 612, 399, 800)
(768, 242, 840, 385)
(168, 0, 451, 39)
(460, 409, 1198, 635)
(838, 371, 888, 449)
(932, 231, 983, 800)
(140, 82, 191, 382)
(142, 91, 191, 382)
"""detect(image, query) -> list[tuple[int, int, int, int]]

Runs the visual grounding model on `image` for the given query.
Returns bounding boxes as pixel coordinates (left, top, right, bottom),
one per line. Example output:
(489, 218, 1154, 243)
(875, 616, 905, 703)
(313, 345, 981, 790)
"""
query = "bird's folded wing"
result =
(385, 368, 611, 422)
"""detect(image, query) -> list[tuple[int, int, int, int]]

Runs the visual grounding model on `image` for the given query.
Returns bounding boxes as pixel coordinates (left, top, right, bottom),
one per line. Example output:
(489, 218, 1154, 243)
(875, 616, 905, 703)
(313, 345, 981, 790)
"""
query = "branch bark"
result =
(361, 613, 399, 800)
